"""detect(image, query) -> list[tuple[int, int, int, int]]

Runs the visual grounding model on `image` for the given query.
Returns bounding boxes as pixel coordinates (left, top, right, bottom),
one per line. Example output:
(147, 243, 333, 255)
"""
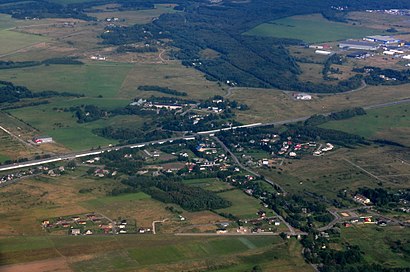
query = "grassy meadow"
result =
(321, 103, 410, 146)
(216, 189, 272, 219)
(245, 14, 381, 43)
(341, 225, 410, 268)
(182, 178, 234, 192)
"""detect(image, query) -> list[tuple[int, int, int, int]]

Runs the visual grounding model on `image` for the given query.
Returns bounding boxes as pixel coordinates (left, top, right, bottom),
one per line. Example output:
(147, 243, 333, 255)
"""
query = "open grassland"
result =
(0, 29, 48, 56)
(259, 146, 410, 204)
(216, 189, 272, 219)
(244, 14, 381, 43)
(341, 225, 410, 268)
(230, 83, 410, 124)
(182, 178, 234, 192)
(0, 129, 35, 162)
(321, 103, 410, 146)
(87, 4, 178, 25)
(119, 62, 224, 100)
(0, 62, 133, 98)
(6, 101, 144, 150)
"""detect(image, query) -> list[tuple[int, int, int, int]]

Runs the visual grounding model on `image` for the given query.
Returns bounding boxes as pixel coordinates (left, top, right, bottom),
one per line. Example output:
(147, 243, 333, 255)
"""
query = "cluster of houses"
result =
(130, 99, 191, 112)
(353, 194, 372, 205)
(42, 213, 110, 235)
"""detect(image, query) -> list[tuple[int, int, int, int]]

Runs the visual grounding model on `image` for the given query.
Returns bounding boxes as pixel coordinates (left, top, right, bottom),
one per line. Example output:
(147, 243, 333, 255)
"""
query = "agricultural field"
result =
(321, 103, 410, 146)
(244, 14, 381, 43)
(0, 235, 312, 272)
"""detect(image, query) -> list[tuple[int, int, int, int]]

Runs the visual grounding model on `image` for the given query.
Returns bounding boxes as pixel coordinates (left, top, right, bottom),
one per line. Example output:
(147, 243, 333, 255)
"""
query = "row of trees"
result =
(0, 80, 82, 104)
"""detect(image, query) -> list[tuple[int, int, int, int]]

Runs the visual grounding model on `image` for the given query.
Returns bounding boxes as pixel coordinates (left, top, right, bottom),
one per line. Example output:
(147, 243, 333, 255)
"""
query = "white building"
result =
(33, 136, 53, 144)
(294, 93, 312, 100)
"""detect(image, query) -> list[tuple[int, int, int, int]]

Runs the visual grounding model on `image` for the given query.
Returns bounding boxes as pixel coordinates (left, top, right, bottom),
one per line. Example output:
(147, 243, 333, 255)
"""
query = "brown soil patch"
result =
(0, 257, 72, 272)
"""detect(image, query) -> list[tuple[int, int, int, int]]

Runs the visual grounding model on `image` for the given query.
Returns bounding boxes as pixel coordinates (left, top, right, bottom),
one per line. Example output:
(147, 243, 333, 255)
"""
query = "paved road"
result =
(1, 98, 410, 173)
(212, 136, 286, 194)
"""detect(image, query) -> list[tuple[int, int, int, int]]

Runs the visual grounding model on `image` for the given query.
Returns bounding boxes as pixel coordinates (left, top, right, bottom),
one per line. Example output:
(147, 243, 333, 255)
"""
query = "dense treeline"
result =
(304, 107, 366, 126)
(123, 176, 231, 211)
(0, 80, 82, 103)
(0, 57, 83, 70)
(93, 126, 172, 144)
(138, 85, 187, 96)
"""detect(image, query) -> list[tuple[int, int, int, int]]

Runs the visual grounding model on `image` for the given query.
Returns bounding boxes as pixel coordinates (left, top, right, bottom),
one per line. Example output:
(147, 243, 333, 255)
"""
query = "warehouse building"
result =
(364, 35, 400, 44)
(339, 40, 380, 50)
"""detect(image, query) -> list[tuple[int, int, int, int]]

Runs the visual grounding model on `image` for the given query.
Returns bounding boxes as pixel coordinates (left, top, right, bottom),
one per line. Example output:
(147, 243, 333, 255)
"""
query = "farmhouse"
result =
(339, 40, 379, 51)
(33, 136, 53, 144)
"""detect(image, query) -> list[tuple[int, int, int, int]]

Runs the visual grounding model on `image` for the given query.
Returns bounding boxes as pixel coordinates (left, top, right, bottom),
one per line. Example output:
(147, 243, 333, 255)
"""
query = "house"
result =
(33, 136, 53, 144)
(85, 230, 93, 235)
(216, 228, 228, 234)
(294, 93, 312, 100)
(71, 229, 81, 235)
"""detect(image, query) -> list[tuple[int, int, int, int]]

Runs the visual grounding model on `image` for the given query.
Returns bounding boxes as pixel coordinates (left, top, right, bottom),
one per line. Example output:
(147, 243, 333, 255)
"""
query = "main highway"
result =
(1, 98, 409, 173)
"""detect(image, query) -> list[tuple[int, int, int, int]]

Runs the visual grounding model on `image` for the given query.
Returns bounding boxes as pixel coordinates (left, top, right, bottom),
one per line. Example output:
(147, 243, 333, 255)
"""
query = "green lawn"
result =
(321, 103, 410, 145)
(216, 189, 269, 219)
(0, 62, 133, 98)
(182, 178, 233, 192)
(244, 14, 381, 43)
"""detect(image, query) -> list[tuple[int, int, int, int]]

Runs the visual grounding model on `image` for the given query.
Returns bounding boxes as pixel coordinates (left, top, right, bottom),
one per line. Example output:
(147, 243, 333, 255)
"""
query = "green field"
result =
(342, 226, 410, 268)
(216, 189, 270, 219)
(7, 102, 144, 150)
(321, 103, 410, 146)
(85, 192, 151, 207)
(0, 235, 312, 272)
(182, 178, 233, 192)
(0, 62, 133, 98)
(0, 29, 48, 55)
(245, 14, 381, 43)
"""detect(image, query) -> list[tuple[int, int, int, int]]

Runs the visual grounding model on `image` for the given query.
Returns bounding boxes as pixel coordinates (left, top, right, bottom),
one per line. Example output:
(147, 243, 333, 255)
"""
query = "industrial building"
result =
(339, 40, 380, 50)
(364, 35, 400, 44)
